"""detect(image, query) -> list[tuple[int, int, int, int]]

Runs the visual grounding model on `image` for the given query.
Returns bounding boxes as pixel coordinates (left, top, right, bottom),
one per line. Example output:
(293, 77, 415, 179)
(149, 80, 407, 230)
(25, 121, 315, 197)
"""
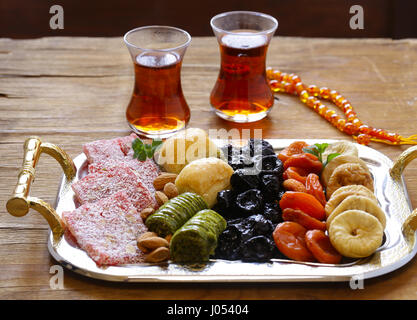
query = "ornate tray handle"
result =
(6, 137, 76, 244)
(390, 146, 417, 236)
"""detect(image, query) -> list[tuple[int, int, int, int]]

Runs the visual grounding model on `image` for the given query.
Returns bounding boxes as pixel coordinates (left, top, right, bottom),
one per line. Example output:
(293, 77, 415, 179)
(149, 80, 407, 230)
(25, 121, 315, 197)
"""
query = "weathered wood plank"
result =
(1, 36, 417, 299)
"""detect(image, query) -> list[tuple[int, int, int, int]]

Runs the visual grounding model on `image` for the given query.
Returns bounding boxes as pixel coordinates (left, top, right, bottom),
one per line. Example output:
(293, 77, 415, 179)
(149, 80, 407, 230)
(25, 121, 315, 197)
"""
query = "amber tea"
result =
(124, 26, 191, 138)
(210, 32, 273, 121)
(126, 52, 190, 135)
(210, 11, 278, 123)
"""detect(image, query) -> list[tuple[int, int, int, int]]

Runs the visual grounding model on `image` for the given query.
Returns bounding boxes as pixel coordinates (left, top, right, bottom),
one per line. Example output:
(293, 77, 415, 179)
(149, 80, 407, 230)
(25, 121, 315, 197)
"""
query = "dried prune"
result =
(260, 155, 278, 170)
(216, 190, 236, 214)
(221, 144, 234, 162)
(240, 236, 275, 262)
(277, 190, 286, 202)
(271, 245, 286, 259)
(263, 206, 282, 225)
(264, 201, 280, 211)
(265, 211, 281, 222)
(229, 154, 245, 171)
(227, 217, 246, 227)
(235, 189, 263, 215)
(230, 169, 260, 192)
(240, 144, 252, 157)
(260, 174, 281, 200)
(259, 158, 284, 178)
(249, 139, 275, 157)
(247, 214, 274, 236)
(215, 225, 242, 260)
(239, 154, 256, 168)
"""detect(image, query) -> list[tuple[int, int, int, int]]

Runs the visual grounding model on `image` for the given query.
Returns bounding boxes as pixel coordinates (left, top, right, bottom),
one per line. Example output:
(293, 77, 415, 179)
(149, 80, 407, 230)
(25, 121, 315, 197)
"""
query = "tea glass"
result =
(210, 11, 278, 123)
(124, 26, 191, 138)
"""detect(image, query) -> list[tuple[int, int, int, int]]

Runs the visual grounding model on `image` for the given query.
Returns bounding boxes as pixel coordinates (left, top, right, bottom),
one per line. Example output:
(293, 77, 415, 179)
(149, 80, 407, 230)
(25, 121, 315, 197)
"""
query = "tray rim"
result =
(48, 138, 417, 283)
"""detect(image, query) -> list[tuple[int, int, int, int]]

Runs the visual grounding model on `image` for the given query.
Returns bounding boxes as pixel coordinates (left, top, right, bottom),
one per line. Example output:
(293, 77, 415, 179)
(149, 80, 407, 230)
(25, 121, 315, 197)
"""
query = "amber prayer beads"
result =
(266, 67, 417, 146)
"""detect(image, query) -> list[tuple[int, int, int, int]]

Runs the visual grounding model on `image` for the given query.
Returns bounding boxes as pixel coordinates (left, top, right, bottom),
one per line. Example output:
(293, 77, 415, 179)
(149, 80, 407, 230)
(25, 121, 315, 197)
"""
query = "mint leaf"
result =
(314, 143, 329, 154)
(323, 152, 340, 168)
(151, 139, 163, 148)
(137, 149, 147, 161)
(132, 137, 161, 161)
(303, 143, 330, 164)
(326, 152, 340, 163)
(151, 139, 163, 154)
(132, 139, 143, 159)
(303, 146, 319, 157)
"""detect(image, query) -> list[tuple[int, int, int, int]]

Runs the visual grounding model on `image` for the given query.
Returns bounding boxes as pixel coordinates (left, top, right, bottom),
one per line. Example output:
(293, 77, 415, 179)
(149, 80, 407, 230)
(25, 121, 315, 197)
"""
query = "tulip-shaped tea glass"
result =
(210, 11, 278, 123)
(124, 26, 191, 138)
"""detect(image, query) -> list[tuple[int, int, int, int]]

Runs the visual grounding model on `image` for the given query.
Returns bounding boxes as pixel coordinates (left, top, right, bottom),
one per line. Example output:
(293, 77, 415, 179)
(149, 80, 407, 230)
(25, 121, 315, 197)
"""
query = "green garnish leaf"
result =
(151, 139, 163, 154)
(323, 152, 340, 168)
(303, 143, 340, 170)
(132, 137, 162, 161)
(314, 143, 329, 154)
(302, 146, 318, 157)
(326, 152, 340, 163)
(303, 143, 329, 163)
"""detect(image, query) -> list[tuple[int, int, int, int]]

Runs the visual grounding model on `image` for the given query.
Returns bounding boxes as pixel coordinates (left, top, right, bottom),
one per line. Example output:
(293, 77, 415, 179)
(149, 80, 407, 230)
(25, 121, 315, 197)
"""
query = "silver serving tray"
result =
(43, 139, 417, 282)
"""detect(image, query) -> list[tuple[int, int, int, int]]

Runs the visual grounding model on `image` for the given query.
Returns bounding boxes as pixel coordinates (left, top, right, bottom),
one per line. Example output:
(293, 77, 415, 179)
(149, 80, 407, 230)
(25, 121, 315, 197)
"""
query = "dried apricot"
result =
(279, 191, 326, 221)
(305, 173, 327, 206)
(273, 222, 315, 262)
(278, 141, 309, 163)
(283, 153, 323, 174)
(282, 208, 326, 231)
(305, 230, 342, 264)
(283, 179, 307, 193)
(283, 167, 309, 184)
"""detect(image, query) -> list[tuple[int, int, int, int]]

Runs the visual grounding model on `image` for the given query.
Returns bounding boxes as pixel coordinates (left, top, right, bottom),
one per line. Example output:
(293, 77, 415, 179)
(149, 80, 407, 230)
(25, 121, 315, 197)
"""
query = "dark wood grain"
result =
(2, 0, 414, 39)
(1, 36, 417, 299)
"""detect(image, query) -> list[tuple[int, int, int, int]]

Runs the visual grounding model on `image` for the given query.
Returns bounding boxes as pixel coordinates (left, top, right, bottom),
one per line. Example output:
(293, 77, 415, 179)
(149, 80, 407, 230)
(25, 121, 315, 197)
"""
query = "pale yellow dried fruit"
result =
(321, 155, 369, 188)
(322, 141, 358, 161)
(175, 157, 234, 208)
(155, 128, 224, 174)
(326, 195, 386, 229)
(326, 163, 374, 200)
(329, 210, 383, 258)
(325, 185, 377, 217)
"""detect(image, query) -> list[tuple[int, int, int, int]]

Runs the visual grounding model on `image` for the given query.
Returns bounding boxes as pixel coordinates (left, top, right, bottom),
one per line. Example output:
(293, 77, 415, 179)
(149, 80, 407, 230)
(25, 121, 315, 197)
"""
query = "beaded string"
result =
(266, 67, 417, 146)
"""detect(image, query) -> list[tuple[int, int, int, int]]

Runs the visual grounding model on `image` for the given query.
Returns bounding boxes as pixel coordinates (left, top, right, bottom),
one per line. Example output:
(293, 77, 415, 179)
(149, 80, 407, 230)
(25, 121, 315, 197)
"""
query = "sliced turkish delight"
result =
(62, 191, 147, 266)
(71, 165, 155, 211)
(82, 137, 126, 164)
(88, 157, 160, 193)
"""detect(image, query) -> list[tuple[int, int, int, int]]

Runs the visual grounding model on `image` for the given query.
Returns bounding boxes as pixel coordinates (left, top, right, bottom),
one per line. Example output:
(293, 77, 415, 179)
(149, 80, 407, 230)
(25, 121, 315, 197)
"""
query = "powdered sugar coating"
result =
(117, 133, 138, 155)
(72, 165, 156, 212)
(62, 192, 148, 266)
(84, 133, 160, 193)
(88, 156, 160, 193)
(83, 137, 126, 164)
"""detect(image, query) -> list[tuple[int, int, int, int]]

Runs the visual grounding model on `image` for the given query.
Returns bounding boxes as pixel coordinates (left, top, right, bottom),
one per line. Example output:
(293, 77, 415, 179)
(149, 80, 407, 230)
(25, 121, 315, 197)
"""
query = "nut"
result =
(137, 232, 158, 253)
(140, 207, 155, 221)
(163, 182, 179, 199)
(139, 236, 169, 251)
(153, 173, 178, 190)
(145, 247, 170, 263)
(155, 191, 169, 206)
(138, 231, 158, 240)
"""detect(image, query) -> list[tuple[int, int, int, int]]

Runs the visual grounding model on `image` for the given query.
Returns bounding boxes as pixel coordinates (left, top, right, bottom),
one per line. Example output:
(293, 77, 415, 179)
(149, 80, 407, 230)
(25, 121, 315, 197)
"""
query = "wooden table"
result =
(1, 36, 417, 299)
